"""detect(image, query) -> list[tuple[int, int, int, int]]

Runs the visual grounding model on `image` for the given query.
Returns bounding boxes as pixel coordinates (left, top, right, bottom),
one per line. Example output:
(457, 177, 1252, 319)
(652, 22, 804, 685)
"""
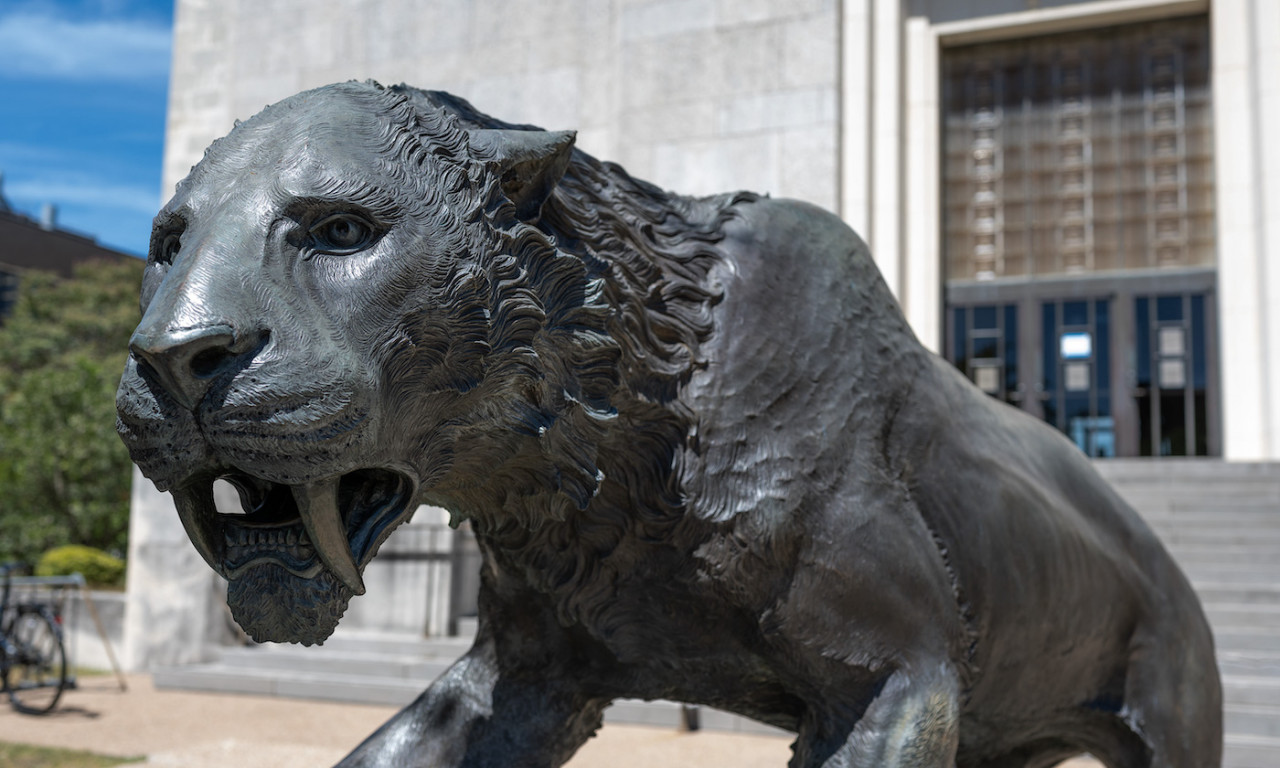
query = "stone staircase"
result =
(154, 632, 472, 707)
(1094, 460, 1280, 768)
(155, 459, 1280, 762)
(153, 624, 783, 735)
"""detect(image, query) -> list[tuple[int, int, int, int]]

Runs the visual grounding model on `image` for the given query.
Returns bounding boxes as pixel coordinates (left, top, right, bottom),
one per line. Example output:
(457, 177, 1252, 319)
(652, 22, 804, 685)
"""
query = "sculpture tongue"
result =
(292, 478, 366, 595)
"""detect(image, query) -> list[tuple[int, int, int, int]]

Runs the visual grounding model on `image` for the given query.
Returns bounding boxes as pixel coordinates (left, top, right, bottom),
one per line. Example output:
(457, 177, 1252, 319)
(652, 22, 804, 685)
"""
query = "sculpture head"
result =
(116, 81, 612, 643)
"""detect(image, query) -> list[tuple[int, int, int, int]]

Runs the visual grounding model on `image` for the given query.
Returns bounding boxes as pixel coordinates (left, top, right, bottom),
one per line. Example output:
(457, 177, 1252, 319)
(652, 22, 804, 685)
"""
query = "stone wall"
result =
(163, 0, 841, 215)
(123, 468, 231, 670)
(340, 508, 457, 637)
(124, 467, 463, 668)
(128, 0, 1280, 671)
(127, 0, 847, 669)
(62, 590, 127, 673)
(159, 0, 1280, 458)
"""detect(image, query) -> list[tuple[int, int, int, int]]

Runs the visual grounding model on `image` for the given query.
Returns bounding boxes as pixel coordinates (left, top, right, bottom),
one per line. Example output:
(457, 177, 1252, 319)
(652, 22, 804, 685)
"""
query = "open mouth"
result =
(172, 467, 416, 595)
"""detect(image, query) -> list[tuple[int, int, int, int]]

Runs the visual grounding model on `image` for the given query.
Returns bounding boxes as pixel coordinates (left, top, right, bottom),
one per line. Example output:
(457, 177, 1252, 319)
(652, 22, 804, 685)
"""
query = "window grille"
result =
(942, 16, 1213, 281)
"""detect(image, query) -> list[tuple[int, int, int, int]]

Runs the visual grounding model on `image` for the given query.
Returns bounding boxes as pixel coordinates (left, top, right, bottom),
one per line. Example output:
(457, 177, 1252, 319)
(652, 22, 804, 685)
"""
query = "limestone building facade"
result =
(161, 0, 1279, 461)
(126, 0, 1279, 669)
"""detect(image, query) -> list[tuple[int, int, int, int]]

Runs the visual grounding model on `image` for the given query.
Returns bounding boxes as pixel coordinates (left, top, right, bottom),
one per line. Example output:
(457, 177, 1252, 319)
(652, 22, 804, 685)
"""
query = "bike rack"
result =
(4, 573, 127, 693)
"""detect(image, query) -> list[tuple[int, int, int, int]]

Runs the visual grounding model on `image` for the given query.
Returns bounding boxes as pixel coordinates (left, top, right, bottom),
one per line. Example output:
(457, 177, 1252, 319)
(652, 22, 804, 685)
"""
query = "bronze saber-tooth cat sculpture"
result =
(116, 81, 1221, 767)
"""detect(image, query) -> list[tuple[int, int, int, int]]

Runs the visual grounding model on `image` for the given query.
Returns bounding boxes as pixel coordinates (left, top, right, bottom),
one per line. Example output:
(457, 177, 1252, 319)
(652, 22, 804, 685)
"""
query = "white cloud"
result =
(0, 12, 171, 82)
(7, 176, 160, 216)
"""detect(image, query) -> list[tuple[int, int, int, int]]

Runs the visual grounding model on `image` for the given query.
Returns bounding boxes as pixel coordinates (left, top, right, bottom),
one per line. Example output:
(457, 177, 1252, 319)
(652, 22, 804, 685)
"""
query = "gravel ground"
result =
(0, 674, 1100, 767)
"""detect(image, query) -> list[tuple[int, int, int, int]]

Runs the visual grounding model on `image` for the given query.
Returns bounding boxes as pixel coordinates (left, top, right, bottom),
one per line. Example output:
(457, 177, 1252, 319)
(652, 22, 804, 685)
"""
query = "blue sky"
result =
(0, 0, 173, 257)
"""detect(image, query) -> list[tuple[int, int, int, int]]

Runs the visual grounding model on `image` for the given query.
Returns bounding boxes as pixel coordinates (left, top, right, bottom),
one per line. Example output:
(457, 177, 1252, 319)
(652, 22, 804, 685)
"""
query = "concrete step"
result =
(1156, 532, 1280, 549)
(1097, 462, 1280, 526)
(1122, 491, 1280, 506)
(298, 629, 473, 658)
(1108, 472, 1280, 485)
(1182, 564, 1280, 583)
(1224, 676, 1280, 707)
(1146, 507, 1280, 521)
(154, 663, 432, 707)
(153, 630, 477, 707)
(151, 661, 1280, 764)
(1118, 480, 1280, 491)
(1216, 630, 1280, 654)
(1118, 491, 1280, 505)
(1172, 550, 1280, 566)
(1126, 491, 1274, 504)
(1168, 534, 1280, 547)
(1145, 512, 1280, 527)
(1182, 581, 1280, 599)
(1123, 481, 1280, 491)
(1127, 494, 1280, 507)
(1149, 513, 1280, 527)
(216, 646, 460, 680)
(1196, 584, 1280, 606)
(1226, 733, 1280, 768)
(1229, 704, 1280, 739)
(1207, 605, 1280, 629)
(1117, 474, 1280, 484)
(1152, 529, 1280, 544)
(1155, 518, 1280, 531)
(1092, 458, 1280, 481)
(1146, 507, 1280, 519)
(153, 660, 787, 735)
(1218, 651, 1280, 677)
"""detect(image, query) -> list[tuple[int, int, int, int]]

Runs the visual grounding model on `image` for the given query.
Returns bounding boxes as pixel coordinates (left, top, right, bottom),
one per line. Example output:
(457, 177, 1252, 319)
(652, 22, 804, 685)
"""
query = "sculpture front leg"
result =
(791, 664, 960, 768)
(336, 632, 608, 768)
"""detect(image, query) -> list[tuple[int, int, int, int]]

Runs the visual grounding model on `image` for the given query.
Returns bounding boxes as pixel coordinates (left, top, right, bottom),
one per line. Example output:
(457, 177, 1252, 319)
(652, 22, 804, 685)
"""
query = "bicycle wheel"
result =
(5, 610, 66, 714)
(0, 640, 10, 700)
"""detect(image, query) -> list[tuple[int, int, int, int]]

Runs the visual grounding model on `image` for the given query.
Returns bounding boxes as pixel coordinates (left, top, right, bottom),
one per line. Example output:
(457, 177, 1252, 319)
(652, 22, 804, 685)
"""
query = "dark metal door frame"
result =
(945, 267, 1218, 457)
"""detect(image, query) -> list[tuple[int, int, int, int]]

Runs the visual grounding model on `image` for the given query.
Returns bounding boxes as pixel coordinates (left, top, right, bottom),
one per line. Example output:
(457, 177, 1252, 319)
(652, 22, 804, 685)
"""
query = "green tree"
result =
(0, 259, 144, 564)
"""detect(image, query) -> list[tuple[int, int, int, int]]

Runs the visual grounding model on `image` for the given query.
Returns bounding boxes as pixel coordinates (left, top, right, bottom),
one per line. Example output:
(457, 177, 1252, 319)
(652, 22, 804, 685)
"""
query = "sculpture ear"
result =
(471, 129, 576, 221)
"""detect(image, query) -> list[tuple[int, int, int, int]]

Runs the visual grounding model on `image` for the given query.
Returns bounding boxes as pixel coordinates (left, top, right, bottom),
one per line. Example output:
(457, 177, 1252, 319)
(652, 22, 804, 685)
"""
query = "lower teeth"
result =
(224, 526, 306, 548)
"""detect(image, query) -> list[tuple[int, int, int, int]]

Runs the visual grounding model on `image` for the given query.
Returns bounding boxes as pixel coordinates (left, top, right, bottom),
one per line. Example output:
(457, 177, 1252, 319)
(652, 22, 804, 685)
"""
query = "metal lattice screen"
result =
(942, 16, 1213, 282)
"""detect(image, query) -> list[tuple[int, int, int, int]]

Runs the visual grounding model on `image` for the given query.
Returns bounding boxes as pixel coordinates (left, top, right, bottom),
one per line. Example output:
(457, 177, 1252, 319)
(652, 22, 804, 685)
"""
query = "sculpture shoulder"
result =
(713, 196, 906, 345)
(680, 196, 911, 525)
(721, 197, 867, 269)
(712, 197, 880, 319)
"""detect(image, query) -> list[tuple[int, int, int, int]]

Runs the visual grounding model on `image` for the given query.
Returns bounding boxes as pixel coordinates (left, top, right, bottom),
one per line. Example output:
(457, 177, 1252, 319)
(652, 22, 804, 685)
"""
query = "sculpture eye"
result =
(148, 218, 184, 266)
(159, 232, 182, 264)
(309, 213, 375, 255)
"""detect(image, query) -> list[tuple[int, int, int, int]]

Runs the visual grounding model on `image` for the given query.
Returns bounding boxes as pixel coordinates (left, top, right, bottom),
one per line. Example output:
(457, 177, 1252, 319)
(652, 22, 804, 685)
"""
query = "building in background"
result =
(125, 0, 1279, 668)
(0, 175, 136, 320)
(941, 18, 1219, 457)
(160, 0, 1278, 462)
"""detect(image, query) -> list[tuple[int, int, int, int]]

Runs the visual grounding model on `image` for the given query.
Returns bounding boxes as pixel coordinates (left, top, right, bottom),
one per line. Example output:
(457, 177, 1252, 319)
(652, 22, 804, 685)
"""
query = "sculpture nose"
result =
(129, 325, 262, 410)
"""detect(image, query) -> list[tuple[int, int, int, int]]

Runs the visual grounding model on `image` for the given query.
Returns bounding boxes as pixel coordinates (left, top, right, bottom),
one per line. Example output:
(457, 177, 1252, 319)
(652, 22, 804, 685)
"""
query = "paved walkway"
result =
(0, 674, 787, 767)
(0, 674, 1099, 767)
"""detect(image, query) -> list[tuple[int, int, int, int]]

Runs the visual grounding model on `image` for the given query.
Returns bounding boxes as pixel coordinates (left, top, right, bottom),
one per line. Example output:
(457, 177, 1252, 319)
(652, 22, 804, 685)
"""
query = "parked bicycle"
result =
(0, 563, 68, 714)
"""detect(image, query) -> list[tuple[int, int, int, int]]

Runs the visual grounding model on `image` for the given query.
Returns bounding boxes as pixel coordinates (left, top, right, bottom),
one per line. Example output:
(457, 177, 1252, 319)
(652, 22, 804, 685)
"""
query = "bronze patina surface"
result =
(117, 82, 1222, 767)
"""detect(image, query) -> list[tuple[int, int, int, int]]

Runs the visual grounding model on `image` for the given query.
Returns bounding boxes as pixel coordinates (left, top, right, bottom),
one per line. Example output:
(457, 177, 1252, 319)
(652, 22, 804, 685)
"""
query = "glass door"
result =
(948, 303, 1020, 408)
(944, 274, 1219, 458)
(1040, 299, 1114, 457)
(1135, 292, 1214, 455)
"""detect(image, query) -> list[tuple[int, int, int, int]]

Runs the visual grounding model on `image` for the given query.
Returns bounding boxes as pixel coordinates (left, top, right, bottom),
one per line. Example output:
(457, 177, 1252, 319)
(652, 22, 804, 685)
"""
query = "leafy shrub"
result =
(35, 545, 125, 588)
(0, 259, 143, 565)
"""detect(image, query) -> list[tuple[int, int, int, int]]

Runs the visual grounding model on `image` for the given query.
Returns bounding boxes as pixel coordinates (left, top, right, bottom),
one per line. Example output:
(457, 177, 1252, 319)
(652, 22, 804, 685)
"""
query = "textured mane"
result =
(546, 156, 759, 403)
(387, 85, 758, 645)
(404, 86, 759, 403)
